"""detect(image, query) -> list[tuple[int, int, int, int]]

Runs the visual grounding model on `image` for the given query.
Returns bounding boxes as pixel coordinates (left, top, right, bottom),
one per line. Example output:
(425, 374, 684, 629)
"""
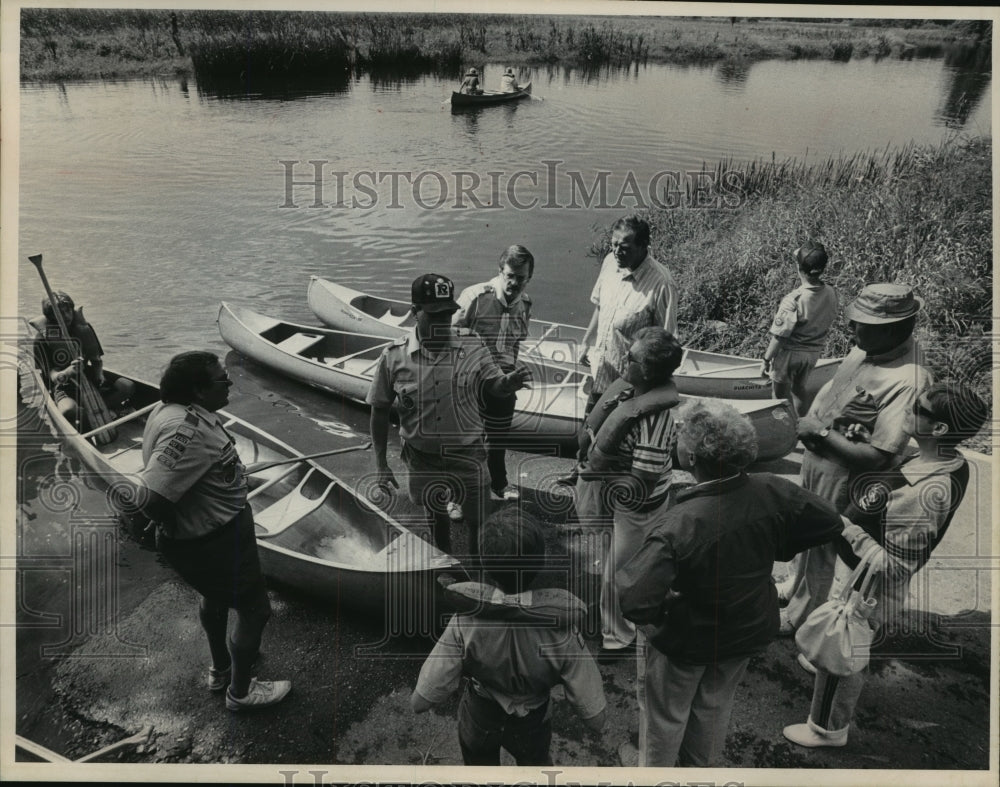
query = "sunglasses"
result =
(210, 374, 233, 387)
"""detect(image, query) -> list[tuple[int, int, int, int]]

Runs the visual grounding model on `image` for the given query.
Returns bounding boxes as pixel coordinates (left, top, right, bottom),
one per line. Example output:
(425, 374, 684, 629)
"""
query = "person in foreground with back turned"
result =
(783, 380, 988, 749)
(30, 290, 135, 425)
(617, 399, 842, 767)
(115, 351, 290, 712)
(367, 273, 531, 558)
(411, 506, 606, 765)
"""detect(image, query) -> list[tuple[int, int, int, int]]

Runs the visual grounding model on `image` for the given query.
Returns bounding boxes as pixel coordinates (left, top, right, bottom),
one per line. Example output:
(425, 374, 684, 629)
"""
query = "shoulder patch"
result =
(156, 454, 177, 469)
(183, 407, 200, 426)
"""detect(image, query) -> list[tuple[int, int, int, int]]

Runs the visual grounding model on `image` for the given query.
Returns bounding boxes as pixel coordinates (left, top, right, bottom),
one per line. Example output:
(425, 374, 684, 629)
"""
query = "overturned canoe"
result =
(306, 276, 840, 400)
(218, 301, 798, 461)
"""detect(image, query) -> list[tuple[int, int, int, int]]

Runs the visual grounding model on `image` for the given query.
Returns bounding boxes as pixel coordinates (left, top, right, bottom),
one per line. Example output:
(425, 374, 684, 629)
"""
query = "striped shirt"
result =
(618, 407, 677, 508)
(590, 252, 678, 393)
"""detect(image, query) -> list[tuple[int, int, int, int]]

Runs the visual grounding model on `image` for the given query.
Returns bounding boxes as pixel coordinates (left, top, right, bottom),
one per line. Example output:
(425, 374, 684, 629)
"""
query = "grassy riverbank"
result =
(597, 135, 993, 446)
(19, 8, 989, 82)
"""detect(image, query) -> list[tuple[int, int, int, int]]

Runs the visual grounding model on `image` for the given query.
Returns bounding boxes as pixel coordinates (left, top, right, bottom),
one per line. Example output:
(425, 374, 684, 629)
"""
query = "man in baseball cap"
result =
(366, 273, 531, 559)
(778, 281, 932, 639)
(411, 273, 460, 313)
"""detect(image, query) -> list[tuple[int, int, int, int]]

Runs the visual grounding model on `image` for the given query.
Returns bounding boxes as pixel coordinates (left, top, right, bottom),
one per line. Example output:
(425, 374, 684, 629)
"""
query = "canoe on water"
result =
(306, 276, 841, 400)
(217, 301, 798, 462)
(451, 81, 532, 107)
(18, 352, 461, 612)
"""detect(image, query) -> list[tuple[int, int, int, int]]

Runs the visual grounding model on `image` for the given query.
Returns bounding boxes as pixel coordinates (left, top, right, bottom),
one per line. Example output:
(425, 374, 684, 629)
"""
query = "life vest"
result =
(582, 376, 680, 474)
(29, 309, 104, 366)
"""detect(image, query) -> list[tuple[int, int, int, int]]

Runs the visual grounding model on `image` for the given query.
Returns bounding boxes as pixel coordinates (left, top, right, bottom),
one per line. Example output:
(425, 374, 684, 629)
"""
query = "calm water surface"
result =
(16, 56, 990, 381)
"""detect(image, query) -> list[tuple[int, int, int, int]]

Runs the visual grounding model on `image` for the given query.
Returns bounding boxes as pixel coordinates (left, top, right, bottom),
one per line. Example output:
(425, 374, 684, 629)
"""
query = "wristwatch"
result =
(817, 427, 831, 439)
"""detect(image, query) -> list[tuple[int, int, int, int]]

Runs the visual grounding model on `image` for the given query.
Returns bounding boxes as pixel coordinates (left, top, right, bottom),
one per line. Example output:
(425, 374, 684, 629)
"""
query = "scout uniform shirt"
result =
(139, 402, 247, 540)
(590, 252, 678, 392)
(366, 328, 505, 452)
(768, 282, 839, 352)
(807, 338, 931, 457)
(453, 276, 532, 371)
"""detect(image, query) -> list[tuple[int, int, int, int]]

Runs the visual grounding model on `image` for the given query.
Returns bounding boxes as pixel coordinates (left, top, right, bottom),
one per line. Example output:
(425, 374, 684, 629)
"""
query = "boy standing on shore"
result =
(762, 241, 839, 416)
(410, 506, 606, 766)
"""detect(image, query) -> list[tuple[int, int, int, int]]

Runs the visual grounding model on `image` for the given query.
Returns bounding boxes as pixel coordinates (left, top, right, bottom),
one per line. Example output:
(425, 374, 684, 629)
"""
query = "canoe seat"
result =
(381, 309, 410, 327)
(255, 468, 336, 538)
(274, 333, 324, 356)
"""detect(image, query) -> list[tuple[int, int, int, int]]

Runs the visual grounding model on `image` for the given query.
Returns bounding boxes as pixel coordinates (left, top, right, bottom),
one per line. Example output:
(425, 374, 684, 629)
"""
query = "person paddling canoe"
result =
(459, 68, 482, 95)
(30, 290, 134, 425)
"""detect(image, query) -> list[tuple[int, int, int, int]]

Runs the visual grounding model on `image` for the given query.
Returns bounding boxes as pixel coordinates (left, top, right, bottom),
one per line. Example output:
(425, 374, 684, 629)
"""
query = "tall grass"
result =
(591, 137, 992, 416)
(20, 9, 989, 82)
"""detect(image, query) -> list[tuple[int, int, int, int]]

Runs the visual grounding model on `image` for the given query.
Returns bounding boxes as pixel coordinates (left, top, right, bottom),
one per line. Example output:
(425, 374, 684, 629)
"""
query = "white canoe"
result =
(218, 301, 798, 461)
(19, 354, 460, 610)
(306, 276, 840, 399)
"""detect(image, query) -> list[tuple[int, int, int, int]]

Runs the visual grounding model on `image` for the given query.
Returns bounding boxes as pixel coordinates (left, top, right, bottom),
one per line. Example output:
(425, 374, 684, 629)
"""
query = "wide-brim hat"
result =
(411, 273, 459, 313)
(466, 68, 478, 76)
(844, 283, 924, 324)
(504, 67, 515, 75)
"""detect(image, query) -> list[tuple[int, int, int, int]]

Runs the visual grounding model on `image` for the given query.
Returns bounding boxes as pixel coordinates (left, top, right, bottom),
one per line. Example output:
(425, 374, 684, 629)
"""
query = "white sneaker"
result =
(446, 501, 464, 521)
(783, 721, 848, 748)
(226, 678, 291, 712)
(492, 484, 520, 501)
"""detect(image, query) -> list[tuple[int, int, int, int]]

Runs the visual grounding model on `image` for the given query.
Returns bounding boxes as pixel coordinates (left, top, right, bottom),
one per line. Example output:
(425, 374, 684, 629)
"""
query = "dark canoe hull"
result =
(451, 81, 532, 106)
(18, 351, 459, 610)
(218, 301, 798, 462)
(306, 276, 841, 401)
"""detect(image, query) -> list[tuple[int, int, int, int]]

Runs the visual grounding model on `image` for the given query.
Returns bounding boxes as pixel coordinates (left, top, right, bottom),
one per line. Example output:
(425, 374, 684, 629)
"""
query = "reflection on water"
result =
(938, 43, 991, 128)
(17, 53, 991, 384)
(715, 59, 751, 89)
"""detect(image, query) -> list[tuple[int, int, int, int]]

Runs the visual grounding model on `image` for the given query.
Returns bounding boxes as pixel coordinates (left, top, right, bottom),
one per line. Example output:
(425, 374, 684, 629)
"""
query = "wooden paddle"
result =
(27, 254, 118, 445)
(243, 441, 372, 475)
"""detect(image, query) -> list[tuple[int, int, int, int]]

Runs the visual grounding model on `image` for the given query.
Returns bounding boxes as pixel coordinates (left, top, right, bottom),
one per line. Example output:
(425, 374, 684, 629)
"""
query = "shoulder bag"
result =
(794, 542, 881, 676)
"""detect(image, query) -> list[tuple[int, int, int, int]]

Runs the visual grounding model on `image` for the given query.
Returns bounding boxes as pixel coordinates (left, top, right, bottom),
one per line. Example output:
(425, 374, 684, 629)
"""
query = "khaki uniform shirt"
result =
(366, 328, 504, 452)
(139, 402, 247, 539)
(453, 276, 532, 371)
(807, 338, 932, 457)
(769, 282, 839, 352)
(590, 252, 678, 392)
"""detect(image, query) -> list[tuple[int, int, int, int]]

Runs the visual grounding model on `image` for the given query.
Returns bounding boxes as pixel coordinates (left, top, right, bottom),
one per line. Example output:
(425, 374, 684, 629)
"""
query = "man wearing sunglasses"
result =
(779, 283, 933, 635)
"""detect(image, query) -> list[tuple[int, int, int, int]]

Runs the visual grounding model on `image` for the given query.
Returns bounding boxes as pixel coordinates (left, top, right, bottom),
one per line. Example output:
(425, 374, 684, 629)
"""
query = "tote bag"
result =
(795, 542, 881, 676)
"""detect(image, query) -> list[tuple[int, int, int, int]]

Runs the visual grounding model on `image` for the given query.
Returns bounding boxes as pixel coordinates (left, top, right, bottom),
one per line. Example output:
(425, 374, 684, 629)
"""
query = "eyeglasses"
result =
(210, 374, 233, 387)
(626, 350, 641, 365)
(912, 398, 938, 421)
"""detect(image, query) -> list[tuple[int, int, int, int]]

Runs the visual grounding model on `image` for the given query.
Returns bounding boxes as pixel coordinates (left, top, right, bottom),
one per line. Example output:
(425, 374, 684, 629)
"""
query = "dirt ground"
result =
(9, 356, 997, 784)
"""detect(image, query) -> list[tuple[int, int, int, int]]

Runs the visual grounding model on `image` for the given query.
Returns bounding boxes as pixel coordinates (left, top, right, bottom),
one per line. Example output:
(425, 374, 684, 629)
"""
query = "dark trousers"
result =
(458, 684, 552, 766)
(481, 389, 517, 493)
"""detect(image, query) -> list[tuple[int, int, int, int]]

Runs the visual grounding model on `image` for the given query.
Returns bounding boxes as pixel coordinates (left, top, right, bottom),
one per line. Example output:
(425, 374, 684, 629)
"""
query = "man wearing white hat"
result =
(779, 283, 932, 634)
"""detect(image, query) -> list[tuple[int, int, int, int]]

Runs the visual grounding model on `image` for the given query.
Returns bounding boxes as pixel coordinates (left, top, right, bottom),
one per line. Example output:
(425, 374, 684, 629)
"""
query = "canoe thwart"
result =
(275, 333, 325, 356)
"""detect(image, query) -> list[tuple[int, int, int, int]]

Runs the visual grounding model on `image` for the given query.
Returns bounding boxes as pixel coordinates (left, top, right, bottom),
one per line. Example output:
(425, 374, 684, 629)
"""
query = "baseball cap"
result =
(845, 283, 924, 324)
(411, 273, 460, 313)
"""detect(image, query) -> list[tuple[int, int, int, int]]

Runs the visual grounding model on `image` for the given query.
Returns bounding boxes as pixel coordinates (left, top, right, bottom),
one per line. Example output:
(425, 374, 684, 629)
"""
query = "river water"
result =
(14, 53, 991, 381)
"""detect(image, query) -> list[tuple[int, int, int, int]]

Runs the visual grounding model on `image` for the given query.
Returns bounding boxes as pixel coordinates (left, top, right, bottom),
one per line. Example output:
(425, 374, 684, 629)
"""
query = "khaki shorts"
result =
(770, 347, 821, 386)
